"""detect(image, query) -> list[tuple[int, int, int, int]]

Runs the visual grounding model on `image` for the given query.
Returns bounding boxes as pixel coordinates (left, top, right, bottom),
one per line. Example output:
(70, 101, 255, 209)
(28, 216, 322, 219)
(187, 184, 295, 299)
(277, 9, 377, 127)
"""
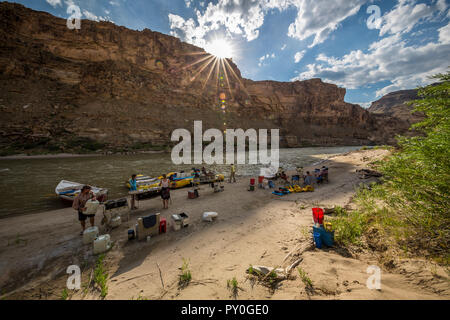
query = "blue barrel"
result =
(313, 231, 322, 249)
(313, 226, 334, 247)
(321, 230, 334, 247)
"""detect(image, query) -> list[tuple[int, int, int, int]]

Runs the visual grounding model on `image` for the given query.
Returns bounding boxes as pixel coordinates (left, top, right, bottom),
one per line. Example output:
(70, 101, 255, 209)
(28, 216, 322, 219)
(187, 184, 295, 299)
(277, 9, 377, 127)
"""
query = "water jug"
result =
(110, 216, 121, 228)
(85, 200, 100, 215)
(83, 226, 99, 245)
(93, 234, 111, 255)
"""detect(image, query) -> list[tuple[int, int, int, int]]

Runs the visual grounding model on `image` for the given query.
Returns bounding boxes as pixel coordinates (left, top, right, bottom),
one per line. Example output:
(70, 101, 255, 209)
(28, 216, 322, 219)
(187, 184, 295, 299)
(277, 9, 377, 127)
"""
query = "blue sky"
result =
(6, 0, 450, 107)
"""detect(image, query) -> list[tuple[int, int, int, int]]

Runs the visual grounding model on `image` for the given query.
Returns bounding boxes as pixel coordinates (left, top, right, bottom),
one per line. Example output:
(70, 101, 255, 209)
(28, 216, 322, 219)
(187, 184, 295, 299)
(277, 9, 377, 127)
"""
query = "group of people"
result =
(275, 166, 329, 187)
(128, 174, 171, 210)
(297, 166, 329, 187)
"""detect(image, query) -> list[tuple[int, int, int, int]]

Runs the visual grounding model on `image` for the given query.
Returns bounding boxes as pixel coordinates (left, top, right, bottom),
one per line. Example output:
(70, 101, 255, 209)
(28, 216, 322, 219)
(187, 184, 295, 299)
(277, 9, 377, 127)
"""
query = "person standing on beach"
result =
(160, 174, 171, 209)
(229, 164, 236, 183)
(72, 186, 97, 235)
(129, 174, 138, 210)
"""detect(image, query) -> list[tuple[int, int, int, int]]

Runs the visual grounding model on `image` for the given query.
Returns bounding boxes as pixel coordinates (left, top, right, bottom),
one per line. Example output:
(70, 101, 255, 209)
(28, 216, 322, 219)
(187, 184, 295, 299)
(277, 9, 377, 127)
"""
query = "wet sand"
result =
(1, 149, 449, 300)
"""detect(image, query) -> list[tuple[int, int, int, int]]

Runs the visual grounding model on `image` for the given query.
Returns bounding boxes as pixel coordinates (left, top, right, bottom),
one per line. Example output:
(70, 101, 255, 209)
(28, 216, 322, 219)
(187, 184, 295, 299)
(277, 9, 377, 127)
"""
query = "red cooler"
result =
(312, 208, 324, 225)
(159, 218, 167, 234)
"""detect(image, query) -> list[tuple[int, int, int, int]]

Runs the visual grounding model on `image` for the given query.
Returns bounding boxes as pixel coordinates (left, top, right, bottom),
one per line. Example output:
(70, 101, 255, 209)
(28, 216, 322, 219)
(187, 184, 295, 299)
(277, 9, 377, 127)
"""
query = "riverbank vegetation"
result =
(334, 72, 449, 265)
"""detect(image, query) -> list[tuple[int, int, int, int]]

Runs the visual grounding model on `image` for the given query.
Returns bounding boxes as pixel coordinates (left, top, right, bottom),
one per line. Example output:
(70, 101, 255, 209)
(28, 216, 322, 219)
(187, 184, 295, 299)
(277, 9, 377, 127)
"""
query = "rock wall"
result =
(0, 2, 407, 154)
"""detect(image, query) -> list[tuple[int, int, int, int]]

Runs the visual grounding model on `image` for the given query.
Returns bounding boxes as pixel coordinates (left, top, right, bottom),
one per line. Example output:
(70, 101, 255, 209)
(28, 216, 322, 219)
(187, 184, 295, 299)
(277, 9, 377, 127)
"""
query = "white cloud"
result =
(294, 30, 450, 97)
(83, 10, 99, 21)
(286, 0, 366, 48)
(294, 50, 306, 63)
(258, 53, 276, 67)
(169, 0, 266, 47)
(46, 0, 62, 7)
(81, 9, 113, 23)
(168, 0, 368, 50)
(356, 102, 372, 109)
(281, 44, 287, 50)
(438, 22, 450, 43)
(378, 0, 435, 36)
(290, 1, 450, 97)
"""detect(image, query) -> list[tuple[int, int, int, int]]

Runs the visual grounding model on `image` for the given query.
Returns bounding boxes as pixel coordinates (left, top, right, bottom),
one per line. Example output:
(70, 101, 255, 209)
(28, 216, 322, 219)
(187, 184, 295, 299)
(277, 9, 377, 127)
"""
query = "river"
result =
(0, 146, 361, 217)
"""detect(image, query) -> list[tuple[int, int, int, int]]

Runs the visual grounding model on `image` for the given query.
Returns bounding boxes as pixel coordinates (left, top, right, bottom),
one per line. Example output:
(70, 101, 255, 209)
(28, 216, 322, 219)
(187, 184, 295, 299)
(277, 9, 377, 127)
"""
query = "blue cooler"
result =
(313, 231, 322, 249)
(313, 226, 334, 247)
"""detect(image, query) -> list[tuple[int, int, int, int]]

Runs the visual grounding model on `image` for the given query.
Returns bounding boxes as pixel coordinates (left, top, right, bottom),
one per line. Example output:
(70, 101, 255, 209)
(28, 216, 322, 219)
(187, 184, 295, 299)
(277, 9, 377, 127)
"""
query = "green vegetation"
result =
(227, 277, 240, 298)
(297, 267, 313, 287)
(334, 72, 450, 264)
(94, 254, 109, 299)
(178, 259, 192, 288)
(333, 206, 367, 246)
(61, 288, 69, 300)
(248, 265, 255, 275)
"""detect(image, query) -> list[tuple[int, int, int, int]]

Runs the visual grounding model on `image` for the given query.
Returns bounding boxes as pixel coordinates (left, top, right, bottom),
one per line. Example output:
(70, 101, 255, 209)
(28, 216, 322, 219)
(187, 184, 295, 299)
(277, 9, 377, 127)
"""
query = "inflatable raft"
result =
(55, 180, 108, 203)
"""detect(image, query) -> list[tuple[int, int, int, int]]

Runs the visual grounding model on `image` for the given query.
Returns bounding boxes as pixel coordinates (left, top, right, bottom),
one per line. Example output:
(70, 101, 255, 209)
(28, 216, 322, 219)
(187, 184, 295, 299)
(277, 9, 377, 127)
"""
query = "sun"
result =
(206, 39, 233, 59)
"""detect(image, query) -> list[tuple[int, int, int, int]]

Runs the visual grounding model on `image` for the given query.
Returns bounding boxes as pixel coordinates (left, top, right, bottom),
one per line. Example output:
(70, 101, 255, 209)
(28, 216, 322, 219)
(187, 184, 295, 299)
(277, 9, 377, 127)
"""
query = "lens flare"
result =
(206, 39, 233, 59)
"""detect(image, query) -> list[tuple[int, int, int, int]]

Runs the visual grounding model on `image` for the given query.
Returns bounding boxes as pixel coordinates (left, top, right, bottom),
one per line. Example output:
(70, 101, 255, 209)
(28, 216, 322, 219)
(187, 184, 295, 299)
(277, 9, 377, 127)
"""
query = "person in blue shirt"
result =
(129, 174, 138, 210)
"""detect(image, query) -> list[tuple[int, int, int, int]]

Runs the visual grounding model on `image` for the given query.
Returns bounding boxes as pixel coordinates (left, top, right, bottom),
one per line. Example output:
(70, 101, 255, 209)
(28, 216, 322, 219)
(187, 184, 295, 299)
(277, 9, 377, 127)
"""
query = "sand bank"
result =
(1, 149, 449, 300)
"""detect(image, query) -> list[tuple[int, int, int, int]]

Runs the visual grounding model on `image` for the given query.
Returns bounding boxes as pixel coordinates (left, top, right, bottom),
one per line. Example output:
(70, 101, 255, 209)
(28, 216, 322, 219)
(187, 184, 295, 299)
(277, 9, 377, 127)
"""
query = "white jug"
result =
(83, 226, 99, 245)
(93, 234, 111, 255)
(85, 200, 100, 215)
(110, 216, 121, 228)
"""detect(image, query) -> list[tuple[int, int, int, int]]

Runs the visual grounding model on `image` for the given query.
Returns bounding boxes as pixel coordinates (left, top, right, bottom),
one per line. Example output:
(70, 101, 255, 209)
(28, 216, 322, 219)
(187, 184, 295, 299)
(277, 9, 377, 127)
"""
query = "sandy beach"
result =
(1, 149, 449, 300)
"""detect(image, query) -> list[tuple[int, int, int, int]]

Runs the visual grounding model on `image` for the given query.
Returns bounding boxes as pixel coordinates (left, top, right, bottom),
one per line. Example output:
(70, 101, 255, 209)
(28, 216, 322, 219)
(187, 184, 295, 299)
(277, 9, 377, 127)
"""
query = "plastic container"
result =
(313, 226, 334, 247)
(258, 176, 264, 184)
(313, 231, 322, 249)
(93, 234, 111, 254)
(179, 213, 190, 227)
(159, 218, 167, 234)
(110, 216, 121, 228)
(321, 230, 334, 247)
(172, 214, 182, 231)
(312, 208, 324, 225)
(83, 226, 99, 245)
(85, 200, 100, 215)
(128, 229, 135, 240)
(202, 212, 218, 222)
(250, 178, 256, 186)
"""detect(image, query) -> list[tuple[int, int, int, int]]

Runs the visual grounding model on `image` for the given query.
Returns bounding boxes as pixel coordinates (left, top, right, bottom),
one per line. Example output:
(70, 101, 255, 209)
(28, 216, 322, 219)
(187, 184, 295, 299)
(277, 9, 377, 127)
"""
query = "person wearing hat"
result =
(72, 186, 97, 235)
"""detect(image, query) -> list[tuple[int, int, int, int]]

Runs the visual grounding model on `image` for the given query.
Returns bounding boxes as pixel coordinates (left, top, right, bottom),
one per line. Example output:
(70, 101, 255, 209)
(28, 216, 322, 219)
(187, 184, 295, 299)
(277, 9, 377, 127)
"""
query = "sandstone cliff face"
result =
(369, 89, 424, 124)
(0, 3, 405, 154)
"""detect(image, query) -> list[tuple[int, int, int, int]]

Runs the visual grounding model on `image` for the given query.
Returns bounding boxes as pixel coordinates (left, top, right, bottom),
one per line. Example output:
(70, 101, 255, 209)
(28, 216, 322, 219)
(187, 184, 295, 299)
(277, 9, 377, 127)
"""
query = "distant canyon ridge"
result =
(0, 3, 422, 155)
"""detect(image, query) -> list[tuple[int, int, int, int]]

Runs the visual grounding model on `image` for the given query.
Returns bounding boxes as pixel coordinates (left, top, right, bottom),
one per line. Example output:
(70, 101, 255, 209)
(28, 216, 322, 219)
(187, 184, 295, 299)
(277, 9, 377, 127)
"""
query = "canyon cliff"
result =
(369, 89, 424, 123)
(0, 3, 409, 154)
